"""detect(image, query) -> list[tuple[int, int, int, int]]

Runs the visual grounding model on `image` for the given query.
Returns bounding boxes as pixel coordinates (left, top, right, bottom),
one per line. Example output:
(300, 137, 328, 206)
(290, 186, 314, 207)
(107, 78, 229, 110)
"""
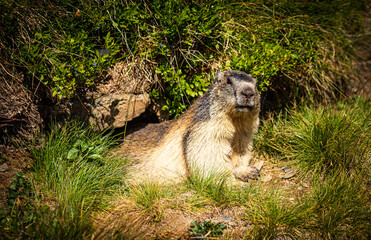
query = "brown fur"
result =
(123, 70, 261, 183)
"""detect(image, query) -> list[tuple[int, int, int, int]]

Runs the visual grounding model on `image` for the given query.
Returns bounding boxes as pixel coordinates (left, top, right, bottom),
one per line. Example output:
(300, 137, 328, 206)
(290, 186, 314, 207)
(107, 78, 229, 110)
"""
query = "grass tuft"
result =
(305, 172, 370, 239)
(185, 164, 233, 205)
(131, 181, 171, 221)
(132, 181, 168, 210)
(256, 97, 370, 177)
(25, 120, 129, 239)
(242, 183, 306, 239)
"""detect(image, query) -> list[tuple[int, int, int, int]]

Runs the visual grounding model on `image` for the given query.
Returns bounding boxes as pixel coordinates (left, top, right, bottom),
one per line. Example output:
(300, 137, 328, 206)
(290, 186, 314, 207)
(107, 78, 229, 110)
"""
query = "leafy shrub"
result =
(1, 0, 367, 116)
(23, 31, 119, 98)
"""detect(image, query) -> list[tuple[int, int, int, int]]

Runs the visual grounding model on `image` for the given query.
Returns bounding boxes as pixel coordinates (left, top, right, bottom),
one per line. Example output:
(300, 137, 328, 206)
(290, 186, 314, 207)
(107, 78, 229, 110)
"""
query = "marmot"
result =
(123, 70, 261, 183)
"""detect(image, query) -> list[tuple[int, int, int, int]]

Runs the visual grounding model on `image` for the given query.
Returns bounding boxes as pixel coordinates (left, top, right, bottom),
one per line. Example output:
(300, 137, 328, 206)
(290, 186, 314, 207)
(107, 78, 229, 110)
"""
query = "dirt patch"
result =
(93, 198, 253, 239)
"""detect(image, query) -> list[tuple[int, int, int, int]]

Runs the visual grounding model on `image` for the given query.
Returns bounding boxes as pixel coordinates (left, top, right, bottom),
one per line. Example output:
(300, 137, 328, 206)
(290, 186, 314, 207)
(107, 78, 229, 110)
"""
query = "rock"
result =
(280, 167, 296, 179)
(68, 59, 157, 129)
(218, 216, 234, 221)
(262, 174, 272, 182)
(103, 59, 154, 95)
(71, 93, 150, 129)
(228, 222, 237, 227)
(281, 171, 296, 179)
(92, 93, 150, 129)
(217, 216, 236, 227)
(254, 161, 264, 171)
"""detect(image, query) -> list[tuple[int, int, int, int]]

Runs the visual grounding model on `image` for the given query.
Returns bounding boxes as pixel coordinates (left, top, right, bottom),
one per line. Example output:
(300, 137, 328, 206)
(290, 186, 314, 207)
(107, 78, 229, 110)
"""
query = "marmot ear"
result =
(215, 72, 225, 83)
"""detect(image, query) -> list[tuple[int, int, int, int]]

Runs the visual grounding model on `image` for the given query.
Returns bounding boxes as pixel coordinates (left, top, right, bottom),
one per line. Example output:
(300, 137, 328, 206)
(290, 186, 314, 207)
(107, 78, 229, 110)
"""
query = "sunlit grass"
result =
(185, 163, 235, 205)
(256, 97, 370, 177)
(305, 172, 370, 239)
(2, 100, 370, 239)
(25, 121, 129, 239)
(242, 183, 307, 239)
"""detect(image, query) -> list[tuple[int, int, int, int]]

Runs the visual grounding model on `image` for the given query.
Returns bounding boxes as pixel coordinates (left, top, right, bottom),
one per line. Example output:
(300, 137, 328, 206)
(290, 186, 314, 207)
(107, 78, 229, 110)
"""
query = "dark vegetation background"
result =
(0, 0, 370, 239)
(1, 0, 369, 128)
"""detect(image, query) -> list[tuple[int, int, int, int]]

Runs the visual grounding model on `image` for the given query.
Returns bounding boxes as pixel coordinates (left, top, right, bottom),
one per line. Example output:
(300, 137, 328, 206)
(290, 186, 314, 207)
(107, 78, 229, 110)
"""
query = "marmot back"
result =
(123, 70, 261, 183)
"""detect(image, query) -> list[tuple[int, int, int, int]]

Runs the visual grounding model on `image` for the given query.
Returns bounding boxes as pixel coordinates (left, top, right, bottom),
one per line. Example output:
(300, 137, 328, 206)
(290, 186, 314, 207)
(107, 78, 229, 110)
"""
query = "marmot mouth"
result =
(236, 105, 253, 111)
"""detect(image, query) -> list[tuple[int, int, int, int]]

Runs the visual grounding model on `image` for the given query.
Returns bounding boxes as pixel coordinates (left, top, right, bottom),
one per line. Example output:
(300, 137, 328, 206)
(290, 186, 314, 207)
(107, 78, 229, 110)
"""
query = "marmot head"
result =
(214, 70, 260, 115)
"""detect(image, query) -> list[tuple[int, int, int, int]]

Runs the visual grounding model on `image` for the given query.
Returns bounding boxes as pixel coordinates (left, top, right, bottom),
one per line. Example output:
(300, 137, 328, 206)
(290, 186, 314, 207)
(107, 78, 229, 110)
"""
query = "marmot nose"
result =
(236, 88, 256, 108)
(240, 89, 255, 99)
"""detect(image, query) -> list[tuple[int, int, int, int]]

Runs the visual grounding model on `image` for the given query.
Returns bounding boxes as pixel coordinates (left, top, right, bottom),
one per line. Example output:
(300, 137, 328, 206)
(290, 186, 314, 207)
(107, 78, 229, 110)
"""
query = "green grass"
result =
(251, 98, 370, 239)
(255, 97, 370, 177)
(242, 184, 307, 239)
(1, 121, 129, 239)
(1, 102, 370, 239)
(131, 181, 171, 222)
(306, 172, 370, 239)
(238, 173, 370, 239)
(132, 181, 168, 210)
(185, 164, 234, 205)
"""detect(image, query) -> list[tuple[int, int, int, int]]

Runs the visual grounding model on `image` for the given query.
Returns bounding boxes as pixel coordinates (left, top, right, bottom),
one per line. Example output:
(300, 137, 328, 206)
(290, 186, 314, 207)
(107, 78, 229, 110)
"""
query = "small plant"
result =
(188, 220, 227, 239)
(0, 173, 35, 239)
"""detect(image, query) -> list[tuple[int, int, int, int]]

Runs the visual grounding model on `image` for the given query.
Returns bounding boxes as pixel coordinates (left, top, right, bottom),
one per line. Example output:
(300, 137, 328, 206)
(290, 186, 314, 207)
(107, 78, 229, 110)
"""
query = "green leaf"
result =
(73, 139, 83, 148)
(34, 32, 42, 40)
(88, 154, 102, 160)
(81, 143, 89, 152)
(8, 182, 17, 191)
(67, 148, 79, 160)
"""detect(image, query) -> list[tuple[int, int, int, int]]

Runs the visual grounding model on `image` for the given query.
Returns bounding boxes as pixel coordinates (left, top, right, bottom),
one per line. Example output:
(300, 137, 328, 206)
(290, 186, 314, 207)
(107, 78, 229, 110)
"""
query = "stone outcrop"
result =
(92, 93, 150, 129)
(71, 59, 155, 129)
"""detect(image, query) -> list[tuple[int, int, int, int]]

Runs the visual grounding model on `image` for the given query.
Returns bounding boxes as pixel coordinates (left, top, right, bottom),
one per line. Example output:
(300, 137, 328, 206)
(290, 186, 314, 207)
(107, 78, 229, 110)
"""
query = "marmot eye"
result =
(226, 78, 232, 85)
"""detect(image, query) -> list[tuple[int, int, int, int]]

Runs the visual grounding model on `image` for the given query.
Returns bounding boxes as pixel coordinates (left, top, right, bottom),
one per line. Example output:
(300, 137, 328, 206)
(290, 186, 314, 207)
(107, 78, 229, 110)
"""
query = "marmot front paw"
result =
(233, 166, 260, 182)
